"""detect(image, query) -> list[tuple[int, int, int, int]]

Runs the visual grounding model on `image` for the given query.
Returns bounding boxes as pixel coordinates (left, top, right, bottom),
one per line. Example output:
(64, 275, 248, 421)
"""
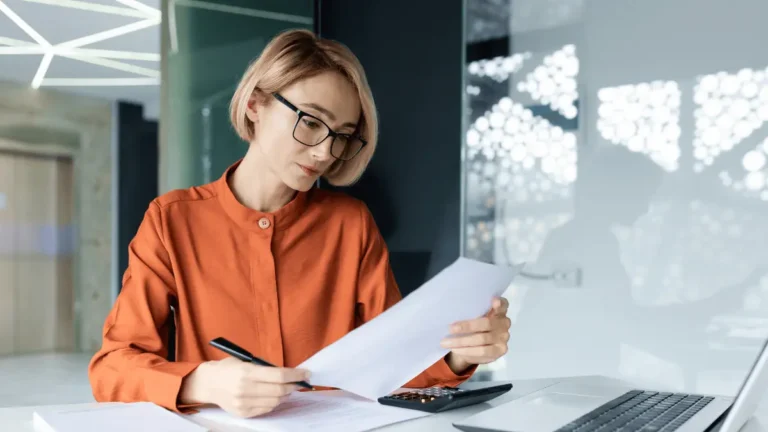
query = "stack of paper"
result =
(192, 391, 430, 432)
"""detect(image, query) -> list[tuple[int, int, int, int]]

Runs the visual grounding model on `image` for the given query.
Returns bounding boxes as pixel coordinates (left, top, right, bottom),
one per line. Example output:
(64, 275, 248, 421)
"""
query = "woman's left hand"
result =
(441, 296, 511, 374)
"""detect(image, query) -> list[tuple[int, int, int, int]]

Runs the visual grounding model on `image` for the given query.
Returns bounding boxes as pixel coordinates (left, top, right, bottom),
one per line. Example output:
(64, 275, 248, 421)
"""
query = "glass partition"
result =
(161, 0, 313, 191)
(463, 0, 768, 394)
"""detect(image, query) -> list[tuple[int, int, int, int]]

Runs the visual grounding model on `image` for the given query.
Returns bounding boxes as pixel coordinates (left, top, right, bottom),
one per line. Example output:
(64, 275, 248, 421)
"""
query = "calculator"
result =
(377, 383, 513, 413)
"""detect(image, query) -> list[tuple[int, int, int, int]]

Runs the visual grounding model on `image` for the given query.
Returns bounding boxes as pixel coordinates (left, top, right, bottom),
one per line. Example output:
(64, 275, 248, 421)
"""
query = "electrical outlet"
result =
(552, 266, 583, 288)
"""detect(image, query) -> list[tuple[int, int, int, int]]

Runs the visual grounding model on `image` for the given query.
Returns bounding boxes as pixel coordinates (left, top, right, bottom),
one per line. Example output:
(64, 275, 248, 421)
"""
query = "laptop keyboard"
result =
(555, 390, 715, 431)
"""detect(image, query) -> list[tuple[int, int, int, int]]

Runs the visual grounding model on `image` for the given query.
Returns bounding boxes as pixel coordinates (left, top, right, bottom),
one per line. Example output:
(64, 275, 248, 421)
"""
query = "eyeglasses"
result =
(272, 93, 367, 161)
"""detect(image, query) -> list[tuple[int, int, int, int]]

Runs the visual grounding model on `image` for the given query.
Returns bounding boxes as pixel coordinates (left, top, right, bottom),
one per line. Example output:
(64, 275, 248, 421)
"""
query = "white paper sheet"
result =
(298, 257, 523, 400)
(33, 402, 206, 432)
(191, 391, 429, 432)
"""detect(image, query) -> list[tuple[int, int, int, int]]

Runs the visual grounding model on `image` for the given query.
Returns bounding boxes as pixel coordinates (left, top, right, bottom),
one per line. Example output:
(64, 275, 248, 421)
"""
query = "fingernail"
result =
(451, 325, 461, 333)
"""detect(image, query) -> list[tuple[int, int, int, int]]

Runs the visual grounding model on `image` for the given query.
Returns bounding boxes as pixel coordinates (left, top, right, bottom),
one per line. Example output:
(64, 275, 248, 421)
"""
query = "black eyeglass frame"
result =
(272, 92, 367, 161)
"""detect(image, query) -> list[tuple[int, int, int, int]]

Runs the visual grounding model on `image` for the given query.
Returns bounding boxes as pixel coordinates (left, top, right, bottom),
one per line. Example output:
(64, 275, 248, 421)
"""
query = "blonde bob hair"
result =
(230, 29, 377, 186)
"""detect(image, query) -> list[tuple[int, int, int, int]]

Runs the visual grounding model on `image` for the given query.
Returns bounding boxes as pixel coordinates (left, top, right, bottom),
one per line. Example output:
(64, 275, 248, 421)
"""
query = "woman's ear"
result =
(245, 96, 259, 124)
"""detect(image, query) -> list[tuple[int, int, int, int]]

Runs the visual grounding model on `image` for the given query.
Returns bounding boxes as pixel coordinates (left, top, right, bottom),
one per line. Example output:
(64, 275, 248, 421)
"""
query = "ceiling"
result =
(0, 0, 161, 117)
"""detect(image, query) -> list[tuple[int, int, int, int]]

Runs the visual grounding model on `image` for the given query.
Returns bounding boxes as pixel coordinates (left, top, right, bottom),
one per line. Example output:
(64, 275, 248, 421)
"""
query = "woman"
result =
(88, 29, 511, 419)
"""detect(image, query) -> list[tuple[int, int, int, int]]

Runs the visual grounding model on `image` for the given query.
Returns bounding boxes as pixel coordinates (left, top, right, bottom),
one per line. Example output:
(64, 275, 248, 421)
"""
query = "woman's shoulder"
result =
(310, 187, 368, 210)
(309, 187, 374, 222)
(151, 183, 218, 211)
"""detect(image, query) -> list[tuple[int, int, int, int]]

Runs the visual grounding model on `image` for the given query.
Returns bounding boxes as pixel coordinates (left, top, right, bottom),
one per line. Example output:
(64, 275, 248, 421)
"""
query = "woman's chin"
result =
(284, 176, 317, 192)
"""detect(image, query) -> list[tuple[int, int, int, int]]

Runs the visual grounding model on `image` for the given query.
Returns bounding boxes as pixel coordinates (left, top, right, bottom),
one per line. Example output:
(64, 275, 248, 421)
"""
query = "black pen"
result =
(209, 337, 313, 390)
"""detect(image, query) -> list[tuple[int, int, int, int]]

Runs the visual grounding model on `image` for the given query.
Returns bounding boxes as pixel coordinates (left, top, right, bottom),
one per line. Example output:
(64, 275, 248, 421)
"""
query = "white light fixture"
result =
(694, 67, 768, 172)
(519, 45, 579, 118)
(467, 96, 578, 191)
(0, 46, 45, 54)
(115, 0, 161, 18)
(0, 36, 36, 47)
(54, 47, 160, 61)
(21, 0, 156, 19)
(0, 1, 53, 89)
(31, 52, 53, 89)
(0, 45, 160, 61)
(723, 137, 768, 200)
(468, 53, 530, 83)
(40, 78, 160, 86)
(597, 80, 682, 172)
(0, 1, 50, 47)
(57, 18, 160, 49)
(0, 1, 160, 88)
(61, 55, 159, 78)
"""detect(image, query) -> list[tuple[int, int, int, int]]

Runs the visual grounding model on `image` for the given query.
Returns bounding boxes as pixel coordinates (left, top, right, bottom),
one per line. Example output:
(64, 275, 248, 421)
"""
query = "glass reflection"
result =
(462, 0, 768, 395)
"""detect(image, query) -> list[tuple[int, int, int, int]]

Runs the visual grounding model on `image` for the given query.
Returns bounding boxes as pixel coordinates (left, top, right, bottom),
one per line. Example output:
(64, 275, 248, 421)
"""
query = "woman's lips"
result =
(298, 164, 319, 176)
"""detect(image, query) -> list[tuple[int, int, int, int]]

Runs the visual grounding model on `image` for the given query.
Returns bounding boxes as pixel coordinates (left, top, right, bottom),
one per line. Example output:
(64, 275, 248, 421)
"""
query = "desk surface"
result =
(3, 376, 768, 432)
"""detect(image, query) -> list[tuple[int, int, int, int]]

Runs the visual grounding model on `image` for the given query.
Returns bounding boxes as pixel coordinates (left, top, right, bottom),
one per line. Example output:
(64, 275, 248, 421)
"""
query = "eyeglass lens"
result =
(294, 116, 363, 161)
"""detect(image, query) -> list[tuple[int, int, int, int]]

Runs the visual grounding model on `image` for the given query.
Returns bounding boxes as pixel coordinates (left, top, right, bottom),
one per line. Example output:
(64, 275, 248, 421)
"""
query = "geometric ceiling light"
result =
(466, 96, 578, 189)
(597, 80, 682, 172)
(467, 52, 530, 83)
(516, 44, 579, 120)
(693, 67, 768, 172)
(0, 0, 160, 88)
(719, 137, 768, 201)
(115, 0, 162, 17)
(22, 0, 157, 18)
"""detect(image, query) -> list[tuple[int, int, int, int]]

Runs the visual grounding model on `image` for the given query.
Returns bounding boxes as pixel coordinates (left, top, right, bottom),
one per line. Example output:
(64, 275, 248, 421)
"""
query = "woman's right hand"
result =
(180, 357, 311, 418)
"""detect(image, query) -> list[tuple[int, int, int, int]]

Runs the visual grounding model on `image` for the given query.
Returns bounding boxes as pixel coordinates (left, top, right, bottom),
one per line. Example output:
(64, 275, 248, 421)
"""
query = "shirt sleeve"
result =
(88, 201, 202, 413)
(355, 202, 477, 388)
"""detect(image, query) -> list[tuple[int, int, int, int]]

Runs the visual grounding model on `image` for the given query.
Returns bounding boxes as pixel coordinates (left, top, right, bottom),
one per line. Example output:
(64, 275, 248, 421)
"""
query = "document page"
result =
(298, 257, 522, 400)
(33, 402, 207, 432)
(192, 391, 429, 432)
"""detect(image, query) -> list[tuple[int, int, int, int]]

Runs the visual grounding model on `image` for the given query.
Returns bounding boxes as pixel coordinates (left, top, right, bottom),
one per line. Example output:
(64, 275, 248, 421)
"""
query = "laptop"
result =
(454, 338, 768, 432)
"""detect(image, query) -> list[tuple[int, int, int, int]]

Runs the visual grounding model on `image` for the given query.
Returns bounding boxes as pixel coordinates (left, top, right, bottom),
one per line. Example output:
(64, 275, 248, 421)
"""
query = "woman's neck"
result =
(229, 149, 296, 213)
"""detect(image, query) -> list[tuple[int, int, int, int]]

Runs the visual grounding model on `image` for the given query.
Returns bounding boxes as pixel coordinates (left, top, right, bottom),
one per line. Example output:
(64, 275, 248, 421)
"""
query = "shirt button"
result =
(258, 217, 271, 229)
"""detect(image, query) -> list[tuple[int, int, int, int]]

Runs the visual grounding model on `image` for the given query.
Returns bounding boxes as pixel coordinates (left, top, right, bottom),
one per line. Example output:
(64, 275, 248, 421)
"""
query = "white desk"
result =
(3, 376, 768, 432)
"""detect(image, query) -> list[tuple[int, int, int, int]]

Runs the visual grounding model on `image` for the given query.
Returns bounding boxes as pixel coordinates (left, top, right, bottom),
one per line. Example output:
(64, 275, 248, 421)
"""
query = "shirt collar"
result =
(215, 159, 310, 232)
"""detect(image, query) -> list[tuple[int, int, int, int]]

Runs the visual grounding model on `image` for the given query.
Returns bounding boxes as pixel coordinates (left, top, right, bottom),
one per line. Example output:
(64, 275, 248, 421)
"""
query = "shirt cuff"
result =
(142, 361, 202, 413)
(437, 355, 478, 384)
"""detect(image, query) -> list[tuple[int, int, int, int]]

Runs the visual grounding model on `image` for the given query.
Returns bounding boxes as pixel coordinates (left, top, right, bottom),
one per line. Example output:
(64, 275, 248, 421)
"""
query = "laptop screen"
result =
(718, 338, 768, 432)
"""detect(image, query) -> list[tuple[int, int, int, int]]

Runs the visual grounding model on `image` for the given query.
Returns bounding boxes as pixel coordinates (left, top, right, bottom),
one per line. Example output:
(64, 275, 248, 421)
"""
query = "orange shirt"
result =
(88, 161, 474, 413)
